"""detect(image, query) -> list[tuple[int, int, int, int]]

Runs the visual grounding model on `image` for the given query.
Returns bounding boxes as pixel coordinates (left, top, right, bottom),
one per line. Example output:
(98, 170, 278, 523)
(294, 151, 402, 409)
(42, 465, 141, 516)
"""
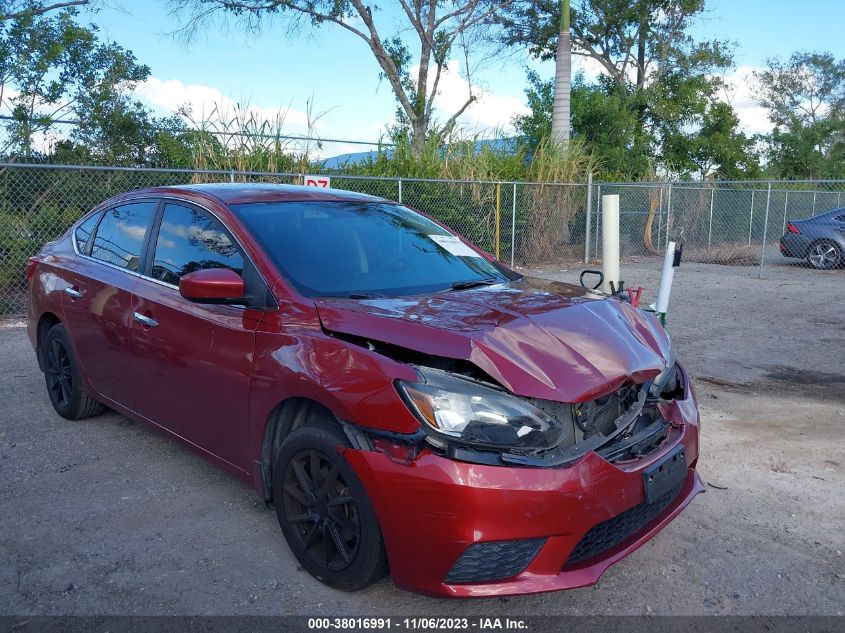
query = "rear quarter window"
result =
(74, 211, 102, 254)
(90, 202, 157, 271)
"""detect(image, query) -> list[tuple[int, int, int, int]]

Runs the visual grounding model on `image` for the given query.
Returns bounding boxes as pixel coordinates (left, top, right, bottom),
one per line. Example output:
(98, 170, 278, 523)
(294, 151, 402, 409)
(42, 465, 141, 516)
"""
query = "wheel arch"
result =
(259, 397, 370, 503)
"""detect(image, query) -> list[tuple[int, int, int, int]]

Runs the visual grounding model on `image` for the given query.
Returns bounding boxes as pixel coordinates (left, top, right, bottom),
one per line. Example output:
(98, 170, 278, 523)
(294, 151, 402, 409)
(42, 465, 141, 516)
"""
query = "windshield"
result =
(233, 201, 514, 297)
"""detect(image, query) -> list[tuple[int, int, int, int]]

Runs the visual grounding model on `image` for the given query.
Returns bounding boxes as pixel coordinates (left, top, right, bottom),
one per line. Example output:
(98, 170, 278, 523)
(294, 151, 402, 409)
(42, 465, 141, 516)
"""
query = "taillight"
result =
(787, 223, 800, 234)
(26, 257, 39, 283)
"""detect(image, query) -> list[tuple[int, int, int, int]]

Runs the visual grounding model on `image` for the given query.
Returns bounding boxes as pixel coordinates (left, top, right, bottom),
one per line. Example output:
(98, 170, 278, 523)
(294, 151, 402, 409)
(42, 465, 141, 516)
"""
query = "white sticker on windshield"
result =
(428, 234, 482, 258)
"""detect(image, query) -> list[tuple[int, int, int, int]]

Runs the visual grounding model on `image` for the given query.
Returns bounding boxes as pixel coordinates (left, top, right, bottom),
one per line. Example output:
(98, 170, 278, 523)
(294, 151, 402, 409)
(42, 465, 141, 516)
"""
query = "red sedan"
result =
(26, 184, 703, 597)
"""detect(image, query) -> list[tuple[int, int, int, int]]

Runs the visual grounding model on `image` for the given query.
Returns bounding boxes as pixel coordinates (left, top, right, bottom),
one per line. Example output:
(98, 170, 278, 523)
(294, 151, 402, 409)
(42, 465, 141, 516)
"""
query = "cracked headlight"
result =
(397, 368, 564, 451)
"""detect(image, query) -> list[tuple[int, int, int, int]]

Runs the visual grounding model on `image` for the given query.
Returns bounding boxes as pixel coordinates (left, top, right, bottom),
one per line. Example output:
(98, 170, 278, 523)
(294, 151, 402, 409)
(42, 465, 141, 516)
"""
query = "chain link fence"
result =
(591, 180, 845, 274)
(1, 163, 843, 314)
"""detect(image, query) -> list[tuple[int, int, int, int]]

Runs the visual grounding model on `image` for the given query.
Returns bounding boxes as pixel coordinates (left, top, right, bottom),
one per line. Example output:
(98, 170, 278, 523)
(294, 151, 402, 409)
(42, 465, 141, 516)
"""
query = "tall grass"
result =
(520, 138, 597, 261)
(177, 106, 596, 187)
(180, 100, 324, 177)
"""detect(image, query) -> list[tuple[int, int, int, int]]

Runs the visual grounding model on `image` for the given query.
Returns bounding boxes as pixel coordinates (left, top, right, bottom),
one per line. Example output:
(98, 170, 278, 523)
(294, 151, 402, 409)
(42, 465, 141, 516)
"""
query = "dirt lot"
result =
(1, 260, 843, 616)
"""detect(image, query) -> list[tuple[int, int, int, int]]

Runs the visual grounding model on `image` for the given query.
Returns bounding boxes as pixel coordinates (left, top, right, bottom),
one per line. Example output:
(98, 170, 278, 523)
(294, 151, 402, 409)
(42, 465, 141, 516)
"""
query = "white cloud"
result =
(117, 222, 147, 242)
(427, 61, 530, 132)
(718, 65, 772, 135)
(572, 55, 611, 81)
(135, 76, 310, 130)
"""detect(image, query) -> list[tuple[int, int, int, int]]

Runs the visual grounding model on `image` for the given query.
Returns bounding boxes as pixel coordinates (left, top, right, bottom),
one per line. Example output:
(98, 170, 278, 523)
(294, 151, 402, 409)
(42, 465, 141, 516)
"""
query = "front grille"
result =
(445, 537, 548, 584)
(564, 481, 685, 567)
(530, 383, 643, 452)
(574, 383, 641, 438)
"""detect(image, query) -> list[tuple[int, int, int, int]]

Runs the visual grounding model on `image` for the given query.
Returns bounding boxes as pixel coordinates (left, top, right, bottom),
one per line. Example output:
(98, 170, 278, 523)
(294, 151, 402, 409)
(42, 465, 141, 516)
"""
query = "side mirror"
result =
(179, 268, 245, 304)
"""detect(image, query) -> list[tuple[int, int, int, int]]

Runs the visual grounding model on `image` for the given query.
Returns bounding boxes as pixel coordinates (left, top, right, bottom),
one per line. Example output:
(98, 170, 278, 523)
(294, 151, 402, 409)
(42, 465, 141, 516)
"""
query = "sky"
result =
(54, 1, 845, 154)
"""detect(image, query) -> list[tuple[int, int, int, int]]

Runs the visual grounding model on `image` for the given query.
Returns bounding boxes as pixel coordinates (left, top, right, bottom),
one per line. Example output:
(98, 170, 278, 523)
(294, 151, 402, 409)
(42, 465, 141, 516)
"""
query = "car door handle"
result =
(132, 312, 159, 328)
(64, 287, 83, 299)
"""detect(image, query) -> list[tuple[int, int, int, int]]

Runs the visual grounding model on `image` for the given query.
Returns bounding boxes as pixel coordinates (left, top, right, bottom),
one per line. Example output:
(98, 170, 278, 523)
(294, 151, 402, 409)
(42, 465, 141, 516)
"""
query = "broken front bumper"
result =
(345, 368, 703, 598)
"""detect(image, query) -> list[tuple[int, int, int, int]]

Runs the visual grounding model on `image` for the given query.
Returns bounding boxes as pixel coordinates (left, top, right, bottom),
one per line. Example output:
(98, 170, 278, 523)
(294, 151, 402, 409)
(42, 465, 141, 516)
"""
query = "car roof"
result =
(125, 183, 388, 206)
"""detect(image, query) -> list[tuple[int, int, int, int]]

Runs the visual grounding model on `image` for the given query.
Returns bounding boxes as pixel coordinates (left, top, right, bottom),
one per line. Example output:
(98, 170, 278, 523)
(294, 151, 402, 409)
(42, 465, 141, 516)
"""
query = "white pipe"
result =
(601, 194, 620, 294)
(655, 241, 676, 315)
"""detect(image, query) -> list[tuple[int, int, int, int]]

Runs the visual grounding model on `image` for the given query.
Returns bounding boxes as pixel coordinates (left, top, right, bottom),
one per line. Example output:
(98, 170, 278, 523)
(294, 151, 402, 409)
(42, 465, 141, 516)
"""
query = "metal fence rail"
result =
(1, 163, 844, 314)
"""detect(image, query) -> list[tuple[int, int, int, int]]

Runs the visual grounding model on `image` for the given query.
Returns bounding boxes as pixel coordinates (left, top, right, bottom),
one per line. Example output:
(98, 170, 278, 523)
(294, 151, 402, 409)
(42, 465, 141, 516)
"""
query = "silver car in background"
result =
(779, 208, 845, 269)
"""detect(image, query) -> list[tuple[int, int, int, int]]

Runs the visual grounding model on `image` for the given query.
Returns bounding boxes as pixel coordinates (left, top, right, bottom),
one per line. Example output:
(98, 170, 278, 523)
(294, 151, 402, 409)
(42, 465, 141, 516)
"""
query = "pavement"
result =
(1, 261, 843, 615)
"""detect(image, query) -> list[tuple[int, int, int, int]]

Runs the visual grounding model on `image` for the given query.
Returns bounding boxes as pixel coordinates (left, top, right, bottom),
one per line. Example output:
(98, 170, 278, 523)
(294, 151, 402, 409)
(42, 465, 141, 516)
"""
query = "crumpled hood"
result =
(314, 277, 672, 403)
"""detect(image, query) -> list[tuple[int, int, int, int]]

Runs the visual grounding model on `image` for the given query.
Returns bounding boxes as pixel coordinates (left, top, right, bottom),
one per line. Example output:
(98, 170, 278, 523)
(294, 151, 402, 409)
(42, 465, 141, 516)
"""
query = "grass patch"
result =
(684, 243, 761, 266)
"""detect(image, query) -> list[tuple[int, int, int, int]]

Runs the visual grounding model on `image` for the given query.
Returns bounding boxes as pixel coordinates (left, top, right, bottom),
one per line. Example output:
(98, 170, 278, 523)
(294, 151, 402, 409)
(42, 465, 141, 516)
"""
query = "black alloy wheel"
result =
(41, 323, 104, 420)
(45, 335, 73, 409)
(273, 423, 388, 591)
(282, 447, 361, 571)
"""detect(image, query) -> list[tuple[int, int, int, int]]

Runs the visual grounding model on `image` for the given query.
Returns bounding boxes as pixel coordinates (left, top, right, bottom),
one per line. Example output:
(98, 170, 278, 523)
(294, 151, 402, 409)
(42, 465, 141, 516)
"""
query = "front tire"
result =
(42, 323, 104, 420)
(273, 424, 388, 591)
(806, 240, 842, 270)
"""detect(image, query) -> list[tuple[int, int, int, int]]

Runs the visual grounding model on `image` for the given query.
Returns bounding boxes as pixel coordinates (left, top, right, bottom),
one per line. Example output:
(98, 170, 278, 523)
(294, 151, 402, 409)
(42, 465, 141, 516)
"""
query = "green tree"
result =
(499, 0, 733, 89)
(662, 100, 759, 179)
(754, 52, 845, 179)
(0, 10, 80, 156)
(504, 0, 758, 179)
(0, 5, 195, 166)
(513, 70, 553, 151)
(514, 70, 646, 177)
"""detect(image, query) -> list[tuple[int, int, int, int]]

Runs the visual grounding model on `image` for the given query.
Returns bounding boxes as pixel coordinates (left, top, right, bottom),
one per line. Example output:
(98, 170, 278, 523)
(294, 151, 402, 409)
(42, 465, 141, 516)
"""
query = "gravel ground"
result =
(1, 260, 843, 616)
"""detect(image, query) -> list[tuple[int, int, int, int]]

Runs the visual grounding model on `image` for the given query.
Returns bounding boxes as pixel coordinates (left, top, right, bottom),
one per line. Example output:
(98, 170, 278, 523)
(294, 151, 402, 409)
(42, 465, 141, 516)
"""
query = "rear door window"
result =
(150, 203, 243, 286)
(90, 202, 157, 271)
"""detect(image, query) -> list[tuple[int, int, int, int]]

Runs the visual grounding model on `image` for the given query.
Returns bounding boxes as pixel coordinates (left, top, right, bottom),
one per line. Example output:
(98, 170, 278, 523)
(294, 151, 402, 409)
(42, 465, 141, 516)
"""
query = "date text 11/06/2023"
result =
(307, 618, 529, 630)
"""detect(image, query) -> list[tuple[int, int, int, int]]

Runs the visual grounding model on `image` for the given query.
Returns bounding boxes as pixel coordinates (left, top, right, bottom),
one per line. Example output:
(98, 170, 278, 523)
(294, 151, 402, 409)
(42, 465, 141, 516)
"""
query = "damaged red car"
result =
(27, 184, 704, 597)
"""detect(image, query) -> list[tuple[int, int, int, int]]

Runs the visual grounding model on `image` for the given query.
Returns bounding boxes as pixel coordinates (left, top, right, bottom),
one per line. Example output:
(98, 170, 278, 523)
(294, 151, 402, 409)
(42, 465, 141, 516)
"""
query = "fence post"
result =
(664, 183, 673, 252)
(594, 184, 602, 258)
(707, 187, 715, 251)
(398, 178, 403, 203)
(229, 169, 235, 183)
(759, 182, 772, 279)
(511, 183, 517, 267)
(748, 189, 755, 245)
(782, 190, 789, 234)
(495, 183, 501, 260)
(657, 187, 664, 255)
(584, 172, 593, 263)
(812, 191, 817, 216)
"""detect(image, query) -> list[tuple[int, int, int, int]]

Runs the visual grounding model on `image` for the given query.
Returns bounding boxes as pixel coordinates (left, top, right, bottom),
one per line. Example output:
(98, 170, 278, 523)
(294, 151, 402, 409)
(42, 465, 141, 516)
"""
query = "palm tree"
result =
(551, 0, 571, 144)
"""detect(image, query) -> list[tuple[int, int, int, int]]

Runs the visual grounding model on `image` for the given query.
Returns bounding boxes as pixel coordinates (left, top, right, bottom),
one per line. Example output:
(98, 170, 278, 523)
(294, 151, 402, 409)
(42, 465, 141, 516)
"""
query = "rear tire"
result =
(806, 239, 842, 270)
(273, 423, 388, 591)
(42, 323, 104, 420)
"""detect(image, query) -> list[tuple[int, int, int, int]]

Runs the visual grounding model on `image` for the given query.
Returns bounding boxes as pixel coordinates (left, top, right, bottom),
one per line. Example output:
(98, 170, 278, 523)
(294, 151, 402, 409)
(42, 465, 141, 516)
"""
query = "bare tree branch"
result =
(439, 94, 476, 138)
(398, 0, 429, 46)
